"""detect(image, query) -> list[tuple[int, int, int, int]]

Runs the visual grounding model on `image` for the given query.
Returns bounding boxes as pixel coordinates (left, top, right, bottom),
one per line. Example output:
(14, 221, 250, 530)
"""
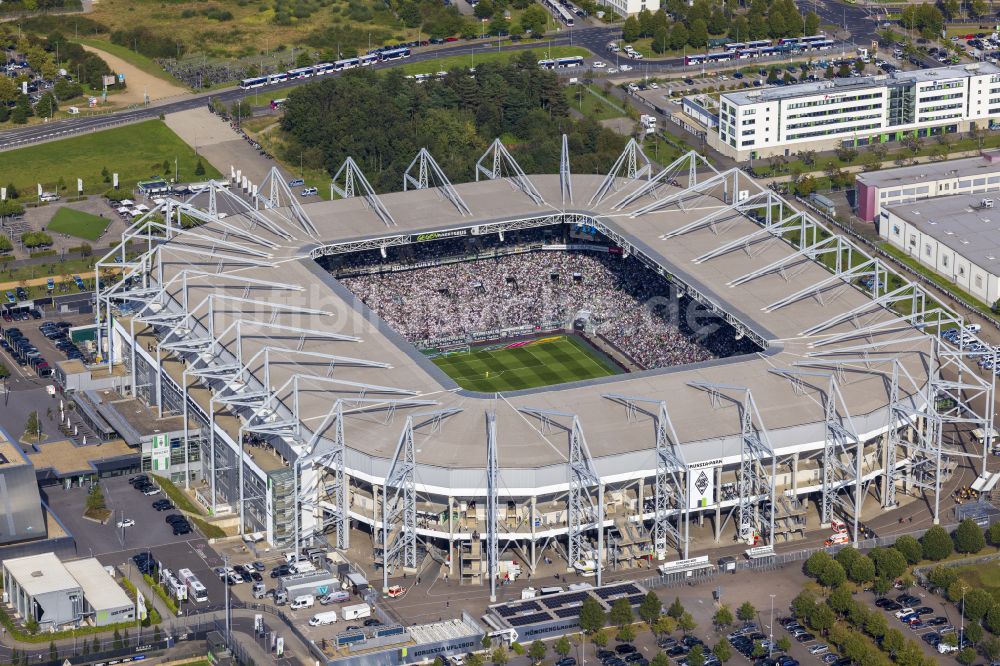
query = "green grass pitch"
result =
(431, 335, 621, 392)
(47, 207, 112, 242)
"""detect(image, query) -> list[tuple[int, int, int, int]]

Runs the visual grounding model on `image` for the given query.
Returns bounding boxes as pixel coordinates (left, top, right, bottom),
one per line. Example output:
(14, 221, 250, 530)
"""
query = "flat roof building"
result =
(63, 559, 134, 626)
(710, 63, 1000, 160)
(597, 0, 659, 17)
(883, 192, 1000, 304)
(2, 554, 134, 629)
(855, 151, 1000, 224)
(2, 553, 83, 628)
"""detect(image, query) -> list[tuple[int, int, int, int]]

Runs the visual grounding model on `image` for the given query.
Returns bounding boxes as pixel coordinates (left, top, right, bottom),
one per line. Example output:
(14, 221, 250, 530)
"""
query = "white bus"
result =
(178, 568, 209, 603)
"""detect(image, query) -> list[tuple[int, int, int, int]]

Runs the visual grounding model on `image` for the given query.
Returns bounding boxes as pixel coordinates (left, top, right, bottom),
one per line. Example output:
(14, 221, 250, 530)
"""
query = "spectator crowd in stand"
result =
(341, 249, 760, 370)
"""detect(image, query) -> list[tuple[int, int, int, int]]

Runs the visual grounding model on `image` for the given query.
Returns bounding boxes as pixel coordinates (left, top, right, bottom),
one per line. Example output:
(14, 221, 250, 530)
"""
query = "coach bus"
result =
(685, 52, 735, 66)
(239, 75, 269, 90)
(287, 66, 315, 79)
(380, 47, 412, 61)
(542, 0, 575, 26)
(555, 56, 584, 68)
(725, 39, 771, 51)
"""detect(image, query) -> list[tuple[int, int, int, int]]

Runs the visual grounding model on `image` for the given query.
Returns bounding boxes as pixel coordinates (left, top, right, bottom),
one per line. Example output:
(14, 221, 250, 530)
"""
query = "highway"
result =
(0, 0, 880, 151)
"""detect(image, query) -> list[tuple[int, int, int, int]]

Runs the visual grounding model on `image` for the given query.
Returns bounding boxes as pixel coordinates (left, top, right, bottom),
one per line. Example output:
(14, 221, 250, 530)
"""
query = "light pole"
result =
(960, 585, 967, 648)
(769, 594, 775, 657)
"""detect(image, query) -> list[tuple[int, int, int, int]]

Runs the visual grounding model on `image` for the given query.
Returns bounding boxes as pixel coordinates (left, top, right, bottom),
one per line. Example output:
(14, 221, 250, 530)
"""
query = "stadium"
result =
(94, 138, 992, 597)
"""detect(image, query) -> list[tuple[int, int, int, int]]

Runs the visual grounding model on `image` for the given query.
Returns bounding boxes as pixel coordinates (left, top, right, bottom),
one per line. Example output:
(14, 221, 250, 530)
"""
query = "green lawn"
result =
(955, 561, 1000, 603)
(1, 120, 220, 197)
(74, 38, 187, 88)
(396, 45, 591, 76)
(431, 334, 620, 392)
(47, 207, 112, 241)
(565, 84, 626, 121)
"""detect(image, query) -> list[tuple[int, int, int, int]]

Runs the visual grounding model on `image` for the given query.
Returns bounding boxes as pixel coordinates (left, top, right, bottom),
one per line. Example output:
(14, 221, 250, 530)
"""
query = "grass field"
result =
(431, 334, 620, 392)
(396, 46, 591, 76)
(47, 207, 112, 241)
(74, 38, 185, 87)
(565, 84, 626, 121)
(955, 561, 1000, 603)
(2, 120, 221, 197)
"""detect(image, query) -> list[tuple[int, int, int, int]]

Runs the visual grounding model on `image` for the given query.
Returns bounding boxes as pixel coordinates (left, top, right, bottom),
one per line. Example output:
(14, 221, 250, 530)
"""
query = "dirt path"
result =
(82, 44, 188, 104)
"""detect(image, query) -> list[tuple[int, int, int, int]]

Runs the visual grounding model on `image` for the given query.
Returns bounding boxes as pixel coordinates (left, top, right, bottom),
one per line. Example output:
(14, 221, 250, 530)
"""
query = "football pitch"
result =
(430, 335, 622, 392)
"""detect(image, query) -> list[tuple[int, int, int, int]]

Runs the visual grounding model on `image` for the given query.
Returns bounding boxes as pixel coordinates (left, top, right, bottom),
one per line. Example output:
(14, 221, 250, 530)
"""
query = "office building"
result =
(883, 192, 1000, 304)
(710, 63, 1000, 160)
(855, 151, 1000, 224)
(598, 0, 658, 18)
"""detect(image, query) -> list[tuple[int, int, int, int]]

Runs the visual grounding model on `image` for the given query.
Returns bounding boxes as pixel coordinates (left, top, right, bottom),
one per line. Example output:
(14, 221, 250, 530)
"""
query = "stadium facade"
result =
(94, 140, 993, 597)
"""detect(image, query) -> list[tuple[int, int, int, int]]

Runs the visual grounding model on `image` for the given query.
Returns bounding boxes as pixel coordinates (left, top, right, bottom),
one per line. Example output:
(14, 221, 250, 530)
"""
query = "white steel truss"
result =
(486, 411, 499, 601)
(332, 157, 396, 226)
(559, 134, 573, 207)
(519, 408, 603, 585)
(613, 150, 718, 211)
(257, 167, 319, 238)
(688, 382, 775, 546)
(475, 138, 545, 206)
(603, 395, 689, 559)
(403, 148, 472, 216)
(589, 138, 652, 207)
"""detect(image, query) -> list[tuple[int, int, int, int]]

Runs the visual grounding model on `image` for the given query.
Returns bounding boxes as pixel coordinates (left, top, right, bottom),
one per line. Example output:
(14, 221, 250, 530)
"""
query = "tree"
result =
(650, 653, 670, 666)
(854, 58, 866, 74)
(962, 588, 994, 622)
(808, 604, 835, 633)
(981, 636, 1000, 661)
(837, 62, 851, 78)
(580, 595, 606, 633)
(653, 615, 677, 636)
(592, 629, 608, 649)
(528, 640, 546, 664)
(678, 611, 697, 634)
(828, 585, 853, 614)
(988, 522, 1000, 546)
(669, 22, 689, 50)
(954, 518, 986, 554)
(491, 646, 508, 666)
(554, 636, 571, 657)
(687, 644, 706, 666)
(921, 525, 954, 561)
(24, 411, 41, 438)
(804, 10, 820, 35)
(713, 605, 734, 629)
(688, 19, 708, 48)
(776, 635, 791, 652)
(824, 65, 835, 79)
(966, 620, 983, 645)
(957, 647, 977, 665)
(835, 547, 861, 572)
(667, 597, 684, 619)
(870, 547, 907, 580)
(639, 591, 662, 625)
(520, 5, 548, 34)
(36, 91, 57, 118)
(791, 590, 817, 619)
(473, 0, 493, 18)
(805, 551, 833, 578)
(873, 577, 891, 597)
(736, 601, 756, 623)
(194, 159, 206, 177)
(929, 565, 958, 592)
(466, 655, 484, 666)
(610, 598, 633, 627)
(86, 483, 106, 512)
(820, 560, 846, 588)
(893, 535, 923, 564)
(48, 642, 57, 663)
(622, 15, 641, 41)
(849, 556, 876, 584)
(11, 94, 33, 124)
(713, 638, 732, 663)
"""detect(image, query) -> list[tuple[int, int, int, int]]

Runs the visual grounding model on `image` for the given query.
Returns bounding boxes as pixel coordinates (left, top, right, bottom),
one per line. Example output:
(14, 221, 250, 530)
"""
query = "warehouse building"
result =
(2, 553, 83, 628)
(2, 554, 133, 629)
(710, 62, 1000, 160)
(856, 151, 1000, 224)
(883, 192, 1000, 304)
(63, 558, 135, 626)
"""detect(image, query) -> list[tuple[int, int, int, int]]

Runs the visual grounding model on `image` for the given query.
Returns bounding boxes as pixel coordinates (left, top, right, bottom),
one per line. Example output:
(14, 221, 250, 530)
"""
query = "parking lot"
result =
(0, 309, 95, 381)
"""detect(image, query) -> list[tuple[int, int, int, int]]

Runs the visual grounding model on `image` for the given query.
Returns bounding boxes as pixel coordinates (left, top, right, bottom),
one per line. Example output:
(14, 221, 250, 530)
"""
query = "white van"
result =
(308, 610, 338, 626)
(290, 594, 315, 610)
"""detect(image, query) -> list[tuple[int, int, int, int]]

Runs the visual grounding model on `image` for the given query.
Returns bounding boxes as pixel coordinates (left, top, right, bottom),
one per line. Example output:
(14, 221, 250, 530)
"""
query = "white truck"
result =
(640, 115, 657, 135)
(308, 610, 338, 626)
(341, 603, 371, 621)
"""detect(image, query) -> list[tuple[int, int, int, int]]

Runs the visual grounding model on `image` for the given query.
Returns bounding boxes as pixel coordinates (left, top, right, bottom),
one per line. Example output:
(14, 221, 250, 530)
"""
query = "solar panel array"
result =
(488, 582, 652, 630)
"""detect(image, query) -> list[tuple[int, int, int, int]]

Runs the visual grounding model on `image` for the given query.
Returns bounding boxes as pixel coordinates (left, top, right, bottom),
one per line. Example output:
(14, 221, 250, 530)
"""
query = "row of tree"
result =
(280, 54, 629, 194)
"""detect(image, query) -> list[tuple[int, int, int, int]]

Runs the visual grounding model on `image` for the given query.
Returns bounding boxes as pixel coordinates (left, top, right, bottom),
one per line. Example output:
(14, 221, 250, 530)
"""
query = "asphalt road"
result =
(0, 2, 881, 151)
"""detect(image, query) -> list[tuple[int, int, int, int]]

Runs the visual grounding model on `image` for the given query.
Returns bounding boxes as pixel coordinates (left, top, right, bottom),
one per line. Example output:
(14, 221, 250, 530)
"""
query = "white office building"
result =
(710, 62, 1000, 161)
(884, 192, 1000, 305)
(598, 0, 658, 18)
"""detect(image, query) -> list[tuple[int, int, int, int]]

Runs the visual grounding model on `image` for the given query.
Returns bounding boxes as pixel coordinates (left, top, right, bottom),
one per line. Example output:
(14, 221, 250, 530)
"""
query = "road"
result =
(0, 1, 881, 151)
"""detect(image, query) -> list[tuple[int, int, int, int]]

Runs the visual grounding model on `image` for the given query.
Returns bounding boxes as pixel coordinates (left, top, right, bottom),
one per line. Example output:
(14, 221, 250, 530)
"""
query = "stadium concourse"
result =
(94, 139, 992, 598)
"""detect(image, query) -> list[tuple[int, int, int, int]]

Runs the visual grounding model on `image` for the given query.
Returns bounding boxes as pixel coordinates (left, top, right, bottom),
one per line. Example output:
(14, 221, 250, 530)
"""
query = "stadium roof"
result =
(117, 165, 932, 475)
